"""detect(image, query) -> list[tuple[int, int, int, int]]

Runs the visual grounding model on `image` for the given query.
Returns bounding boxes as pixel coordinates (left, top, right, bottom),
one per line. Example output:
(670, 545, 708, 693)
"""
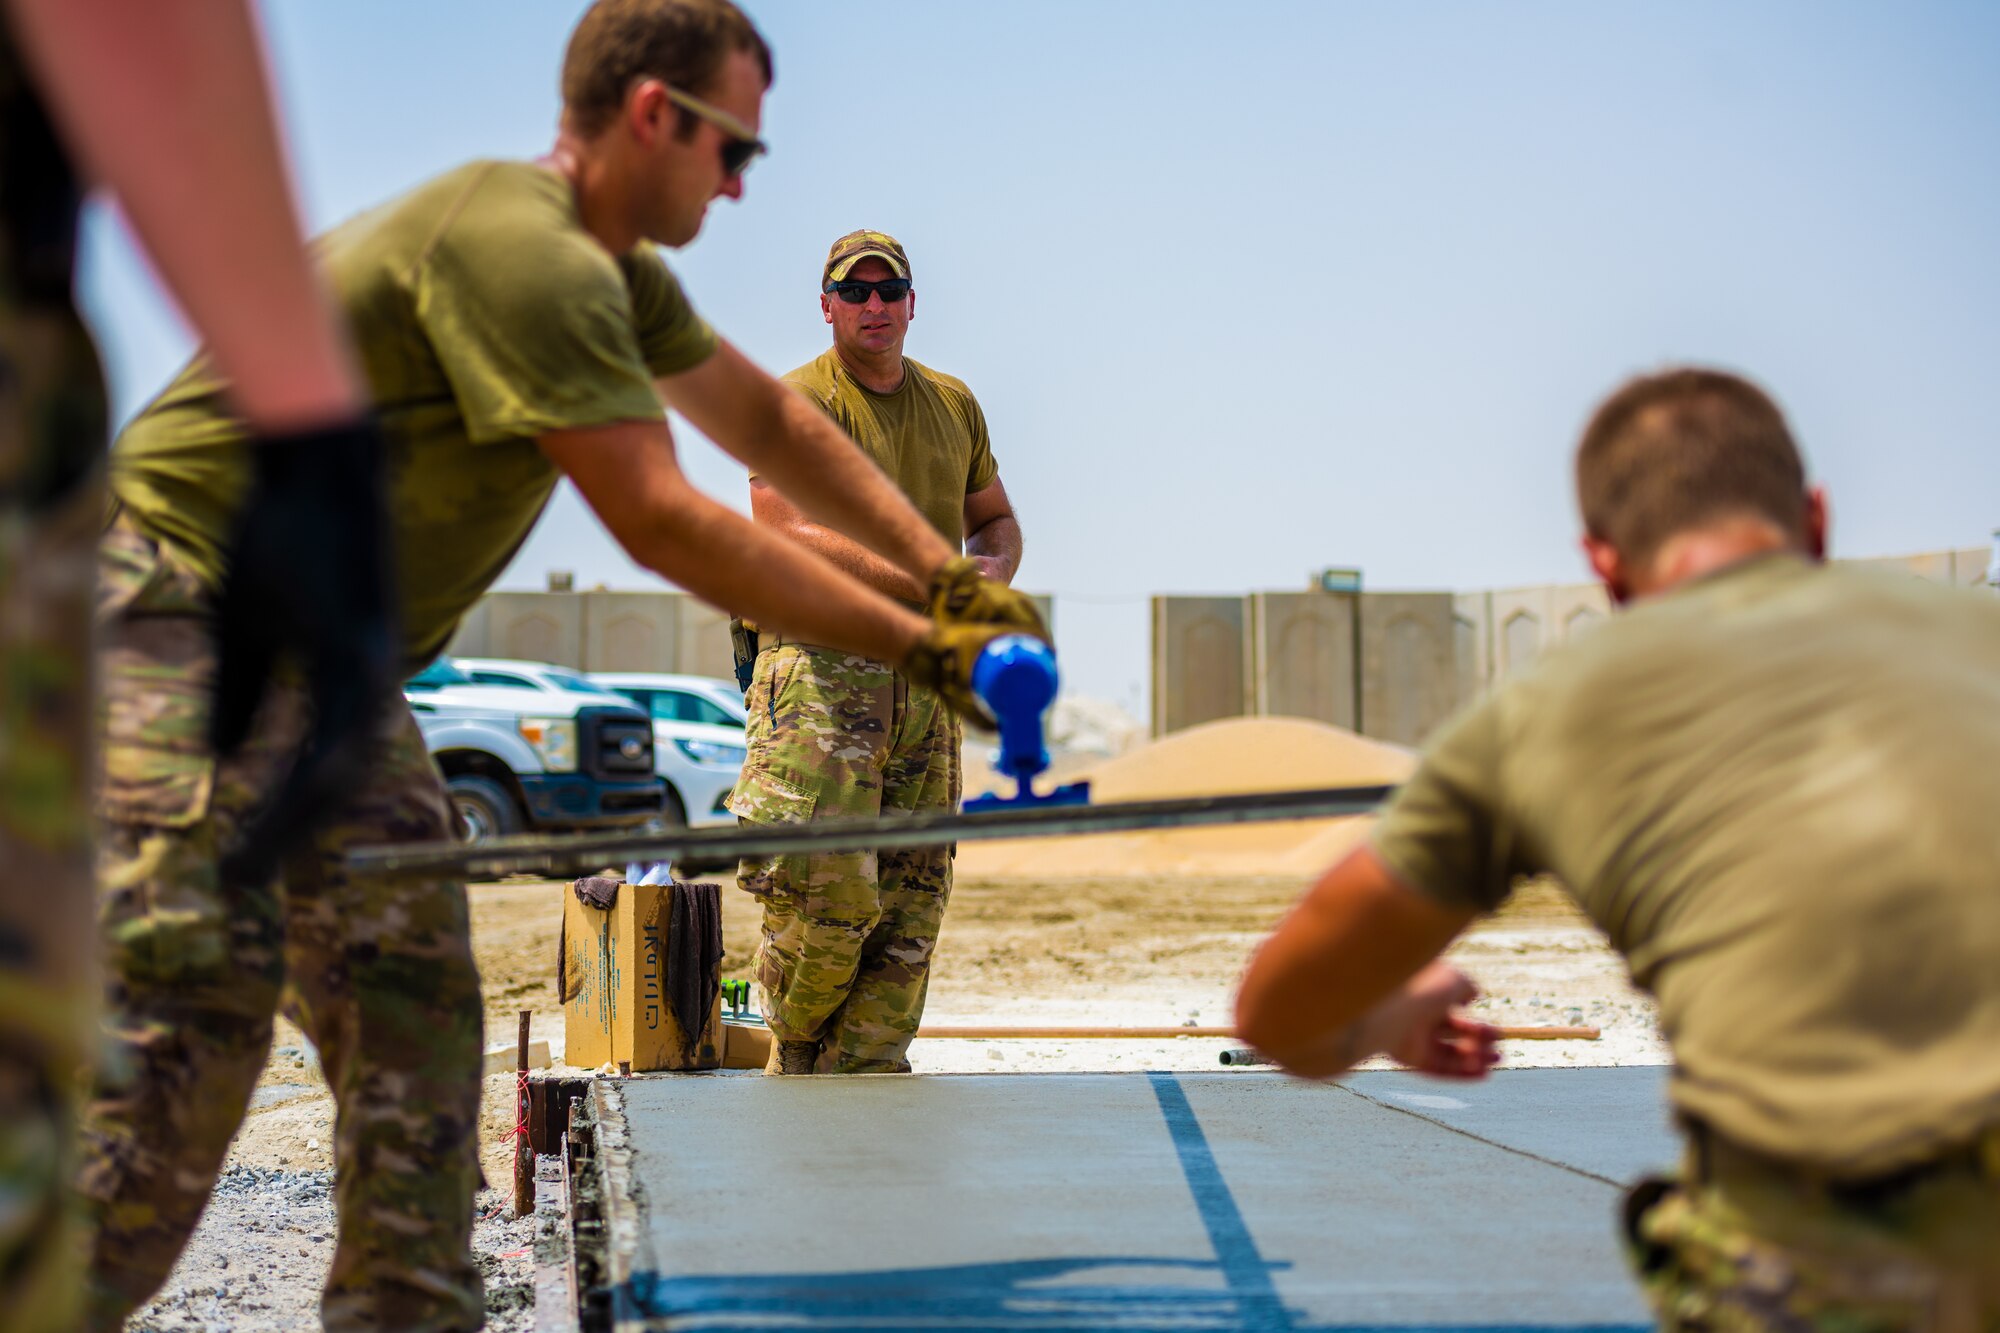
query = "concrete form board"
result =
(601, 1068, 1670, 1330)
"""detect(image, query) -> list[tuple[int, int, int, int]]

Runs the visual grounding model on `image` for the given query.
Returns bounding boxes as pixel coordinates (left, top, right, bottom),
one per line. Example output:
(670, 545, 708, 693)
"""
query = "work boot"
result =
(764, 1039, 819, 1076)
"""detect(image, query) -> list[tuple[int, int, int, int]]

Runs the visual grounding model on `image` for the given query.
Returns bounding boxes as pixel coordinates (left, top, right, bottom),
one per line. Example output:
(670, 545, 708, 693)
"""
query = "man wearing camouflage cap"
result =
(733, 229, 1036, 1075)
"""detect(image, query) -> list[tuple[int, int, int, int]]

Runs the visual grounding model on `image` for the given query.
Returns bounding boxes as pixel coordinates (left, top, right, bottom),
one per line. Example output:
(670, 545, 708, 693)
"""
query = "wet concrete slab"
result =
(1339, 1066, 1676, 1183)
(600, 1068, 1676, 1331)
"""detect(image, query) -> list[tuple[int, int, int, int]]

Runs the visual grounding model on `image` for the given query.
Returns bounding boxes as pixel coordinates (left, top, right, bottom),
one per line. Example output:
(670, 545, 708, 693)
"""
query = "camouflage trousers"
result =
(1624, 1132, 2000, 1331)
(730, 642, 959, 1074)
(0, 298, 106, 1328)
(80, 514, 484, 1333)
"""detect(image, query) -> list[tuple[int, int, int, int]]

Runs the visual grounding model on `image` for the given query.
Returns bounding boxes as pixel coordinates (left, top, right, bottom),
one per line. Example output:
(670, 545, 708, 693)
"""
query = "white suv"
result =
(587, 672, 747, 828)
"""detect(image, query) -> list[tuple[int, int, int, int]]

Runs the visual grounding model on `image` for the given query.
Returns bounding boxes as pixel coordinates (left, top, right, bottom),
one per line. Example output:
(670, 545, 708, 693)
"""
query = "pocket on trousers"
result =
(96, 637, 217, 829)
(728, 765, 817, 825)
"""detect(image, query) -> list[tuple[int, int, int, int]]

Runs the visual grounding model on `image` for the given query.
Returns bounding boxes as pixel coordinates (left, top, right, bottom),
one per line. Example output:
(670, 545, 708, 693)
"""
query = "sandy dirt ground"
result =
(125, 873, 1662, 1331)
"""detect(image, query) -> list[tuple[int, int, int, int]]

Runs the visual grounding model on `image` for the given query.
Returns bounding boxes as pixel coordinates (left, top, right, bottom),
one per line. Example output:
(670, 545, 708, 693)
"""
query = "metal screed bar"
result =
(345, 783, 1398, 880)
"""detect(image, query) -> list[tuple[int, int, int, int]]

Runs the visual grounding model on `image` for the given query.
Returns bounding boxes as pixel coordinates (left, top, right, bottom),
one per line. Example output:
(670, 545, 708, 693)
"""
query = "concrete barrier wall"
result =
(1359, 593, 1459, 747)
(1250, 591, 1358, 730)
(1150, 596, 1247, 736)
(1154, 541, 1994, 745)
(446, 590, 733, 678)
(441, 541, 1990, 743)
(1843, 545, 1989, 588)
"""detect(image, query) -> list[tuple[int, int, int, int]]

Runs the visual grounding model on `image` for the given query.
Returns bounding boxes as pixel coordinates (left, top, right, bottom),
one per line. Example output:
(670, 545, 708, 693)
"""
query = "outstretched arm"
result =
(7, 0, 361, 429)
(749, 478, 927, 603)
(1235, 845, 1496, 1080)
(657, 340, 955, 584)
(541, 418, 930, 662)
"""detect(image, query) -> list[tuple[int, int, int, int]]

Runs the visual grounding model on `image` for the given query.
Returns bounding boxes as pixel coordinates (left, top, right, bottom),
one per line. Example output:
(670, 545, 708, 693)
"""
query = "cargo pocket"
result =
(95, 620, 217, 829)
(726, 761, 816, 827)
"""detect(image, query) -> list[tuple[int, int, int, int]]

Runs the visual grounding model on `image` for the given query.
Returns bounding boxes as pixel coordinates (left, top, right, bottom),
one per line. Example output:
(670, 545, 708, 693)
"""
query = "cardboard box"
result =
(720, 1019, 771, 1070)
(562, 880, 721, 1071)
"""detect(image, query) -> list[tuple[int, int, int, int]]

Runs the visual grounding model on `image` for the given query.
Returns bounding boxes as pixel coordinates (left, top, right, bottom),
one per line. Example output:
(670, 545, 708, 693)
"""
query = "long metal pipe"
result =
(346, 782, 1398, 879)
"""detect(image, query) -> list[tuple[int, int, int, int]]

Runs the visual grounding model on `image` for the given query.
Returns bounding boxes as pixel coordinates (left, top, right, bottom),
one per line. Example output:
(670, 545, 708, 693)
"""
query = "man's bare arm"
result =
(8, 0, 360, 430)
(658, 341, 954, 583)
(541, 419, 929, 662)
(748, 479, 927, 603)
(963, 477, 1022, 586)
(1234, 846, 1496, 1080)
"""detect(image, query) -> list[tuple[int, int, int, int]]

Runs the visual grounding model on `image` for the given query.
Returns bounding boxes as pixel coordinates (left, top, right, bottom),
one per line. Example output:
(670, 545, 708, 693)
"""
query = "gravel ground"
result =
(126, 1172, 543, 1333)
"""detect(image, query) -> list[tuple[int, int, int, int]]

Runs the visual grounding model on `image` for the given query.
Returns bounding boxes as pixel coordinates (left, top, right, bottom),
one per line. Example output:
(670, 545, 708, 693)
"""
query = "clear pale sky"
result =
(77, 2, 2000, 713)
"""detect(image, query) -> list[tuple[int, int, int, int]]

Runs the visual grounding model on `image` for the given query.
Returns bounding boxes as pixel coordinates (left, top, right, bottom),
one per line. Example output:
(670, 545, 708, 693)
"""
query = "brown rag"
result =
(668, 881, 723, 1055)
(555, 875, 624, 1003)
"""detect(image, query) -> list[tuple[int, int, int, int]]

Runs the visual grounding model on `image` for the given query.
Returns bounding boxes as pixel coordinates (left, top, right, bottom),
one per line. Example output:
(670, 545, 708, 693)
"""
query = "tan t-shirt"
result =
(779, 349, 998, 549)
(1373, 554, 2000, 1175)
(111, 160, 717, 671)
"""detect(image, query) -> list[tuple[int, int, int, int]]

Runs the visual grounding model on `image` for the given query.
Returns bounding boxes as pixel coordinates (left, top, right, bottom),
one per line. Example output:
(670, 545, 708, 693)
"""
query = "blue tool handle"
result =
(971, 634, 1058, 787)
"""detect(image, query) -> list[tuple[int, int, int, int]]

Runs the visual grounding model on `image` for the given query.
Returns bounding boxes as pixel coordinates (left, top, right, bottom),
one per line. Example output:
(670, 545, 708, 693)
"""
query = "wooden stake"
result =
(914, 1024, 1600, 1041)
(512, 1010, 534, 1218)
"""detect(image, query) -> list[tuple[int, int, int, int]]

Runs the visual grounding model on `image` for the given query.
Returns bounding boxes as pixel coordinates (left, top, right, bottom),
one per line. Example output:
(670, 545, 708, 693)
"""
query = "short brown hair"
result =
(1575, 368, 1809, 562)
(562, 0, 773, 138)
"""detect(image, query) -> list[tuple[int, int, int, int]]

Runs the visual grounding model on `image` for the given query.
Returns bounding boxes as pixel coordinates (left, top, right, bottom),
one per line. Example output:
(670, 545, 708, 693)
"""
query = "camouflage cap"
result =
(822, 229, 911, 285)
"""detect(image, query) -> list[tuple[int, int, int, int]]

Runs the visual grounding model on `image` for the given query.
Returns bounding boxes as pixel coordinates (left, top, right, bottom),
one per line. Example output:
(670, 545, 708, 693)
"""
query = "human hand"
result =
(1378, 961, 1502, 1079)
(899, 621, 1013, 729)
(926, 555, 1047, 638)
(209, 417, 399, 886)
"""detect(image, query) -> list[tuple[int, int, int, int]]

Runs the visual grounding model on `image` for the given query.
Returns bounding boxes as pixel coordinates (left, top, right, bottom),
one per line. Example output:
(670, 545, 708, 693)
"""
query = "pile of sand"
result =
(957, 716, 1416, 878)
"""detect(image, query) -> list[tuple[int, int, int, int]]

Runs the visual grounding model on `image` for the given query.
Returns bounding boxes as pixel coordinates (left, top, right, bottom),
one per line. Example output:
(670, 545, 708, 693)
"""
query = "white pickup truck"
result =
(403, 658, 664, 842)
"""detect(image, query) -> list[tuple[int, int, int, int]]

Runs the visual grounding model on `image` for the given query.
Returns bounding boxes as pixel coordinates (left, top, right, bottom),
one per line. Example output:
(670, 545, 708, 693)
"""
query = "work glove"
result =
(209, 417, 400, 887)
(900, 621, 1015, 730)
(925, 555, 1048, 639)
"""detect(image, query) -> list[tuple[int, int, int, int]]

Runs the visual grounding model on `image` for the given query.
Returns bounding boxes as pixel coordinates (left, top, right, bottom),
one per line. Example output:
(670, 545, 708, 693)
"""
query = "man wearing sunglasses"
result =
(77, 4, 1040, 1330)
(732, 229, 1038, 1076)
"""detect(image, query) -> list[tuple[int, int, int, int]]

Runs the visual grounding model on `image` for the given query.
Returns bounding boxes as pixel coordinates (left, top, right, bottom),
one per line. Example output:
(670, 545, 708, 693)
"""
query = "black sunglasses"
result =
(718, 136, 764, 180)
(661, 83, 767, 179)
(823, 277, 913, 304)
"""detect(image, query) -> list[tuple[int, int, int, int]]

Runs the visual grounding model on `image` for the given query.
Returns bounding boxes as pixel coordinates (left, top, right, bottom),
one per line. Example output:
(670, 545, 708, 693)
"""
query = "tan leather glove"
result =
(900, 622, 1012, 728)
(926, 555, 1048, 639)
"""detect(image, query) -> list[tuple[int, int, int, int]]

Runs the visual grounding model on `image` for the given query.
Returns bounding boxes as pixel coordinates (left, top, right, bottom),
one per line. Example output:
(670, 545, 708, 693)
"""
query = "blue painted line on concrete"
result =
(1147, 1071, 1297, 1331)
(617, 1071, 1660, 1329)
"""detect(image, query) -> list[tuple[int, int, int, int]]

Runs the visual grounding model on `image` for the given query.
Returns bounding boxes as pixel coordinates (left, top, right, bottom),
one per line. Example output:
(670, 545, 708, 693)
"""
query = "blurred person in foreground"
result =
(2, 1, 391, 1328)
(732, 230, 1038, 1075)
(78, 1, 1039, 1329)
(1237, 367, 2000, 1328)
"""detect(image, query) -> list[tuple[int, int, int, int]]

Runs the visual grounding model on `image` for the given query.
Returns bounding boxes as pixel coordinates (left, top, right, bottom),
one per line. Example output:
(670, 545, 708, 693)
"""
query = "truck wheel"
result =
(642, 786, 688, 833)
(448, 775, 519, 844)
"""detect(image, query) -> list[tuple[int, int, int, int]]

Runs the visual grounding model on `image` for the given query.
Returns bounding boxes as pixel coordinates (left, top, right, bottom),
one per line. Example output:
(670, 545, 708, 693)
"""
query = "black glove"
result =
(209, 417, 399, 886)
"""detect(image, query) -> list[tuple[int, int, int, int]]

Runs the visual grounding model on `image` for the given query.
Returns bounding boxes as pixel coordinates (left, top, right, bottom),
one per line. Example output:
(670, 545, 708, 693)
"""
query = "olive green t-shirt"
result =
(111, 159, 717, 671)
(1373, 555, 2000, 1175)
(779, 349, 998, 549)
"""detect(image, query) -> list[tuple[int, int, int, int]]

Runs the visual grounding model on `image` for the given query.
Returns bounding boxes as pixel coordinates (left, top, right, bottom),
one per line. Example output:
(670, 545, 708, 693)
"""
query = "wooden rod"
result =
(512, 1010, 534, 1219)
(916, 1024, 1599, 1041)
